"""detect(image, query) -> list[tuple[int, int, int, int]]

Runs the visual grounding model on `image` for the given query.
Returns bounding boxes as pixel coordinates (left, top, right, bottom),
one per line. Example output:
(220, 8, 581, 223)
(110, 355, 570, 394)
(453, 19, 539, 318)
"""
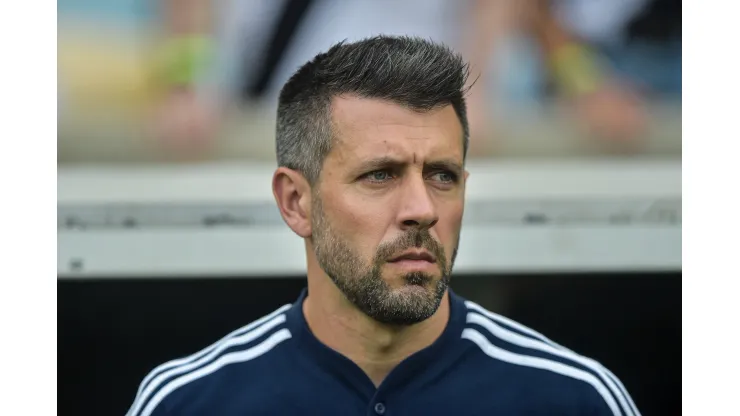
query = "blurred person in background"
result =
(126, 36, 640, 416)
(519, 0, 679, 142)
(58, 0, 218, 156)
(153, 0, 678, 154)
(153, 0, 219, 151)
(58, 0, 679, 156)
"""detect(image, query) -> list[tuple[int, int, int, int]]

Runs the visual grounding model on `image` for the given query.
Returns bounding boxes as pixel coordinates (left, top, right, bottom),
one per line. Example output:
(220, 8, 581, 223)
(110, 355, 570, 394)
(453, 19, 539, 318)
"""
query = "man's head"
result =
(272, 36, 470, 326)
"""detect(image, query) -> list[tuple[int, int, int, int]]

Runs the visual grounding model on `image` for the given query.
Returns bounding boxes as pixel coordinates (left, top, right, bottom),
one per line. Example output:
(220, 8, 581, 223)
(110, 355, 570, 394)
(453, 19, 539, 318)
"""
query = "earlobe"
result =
(272, 168, 313, 238)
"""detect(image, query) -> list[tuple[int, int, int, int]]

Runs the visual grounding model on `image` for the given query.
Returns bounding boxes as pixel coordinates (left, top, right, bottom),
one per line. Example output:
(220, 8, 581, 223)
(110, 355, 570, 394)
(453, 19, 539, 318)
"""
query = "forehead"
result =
(328, 95, 464, 163)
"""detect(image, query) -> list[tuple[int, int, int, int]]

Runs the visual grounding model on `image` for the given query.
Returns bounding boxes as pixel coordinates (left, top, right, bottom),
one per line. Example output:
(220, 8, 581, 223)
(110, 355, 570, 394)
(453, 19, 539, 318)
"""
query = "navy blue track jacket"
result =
(127, 289, 640, 416)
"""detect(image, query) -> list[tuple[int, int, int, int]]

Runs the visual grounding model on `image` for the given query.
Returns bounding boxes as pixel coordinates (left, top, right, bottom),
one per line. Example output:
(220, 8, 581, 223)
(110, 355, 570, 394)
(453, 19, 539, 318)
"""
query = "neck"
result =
(302, 267, 450, 387)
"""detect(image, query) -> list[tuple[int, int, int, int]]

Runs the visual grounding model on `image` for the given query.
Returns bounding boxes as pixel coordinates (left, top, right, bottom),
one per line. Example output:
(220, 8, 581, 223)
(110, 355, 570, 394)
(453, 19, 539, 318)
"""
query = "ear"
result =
(272, 167, 313, 238)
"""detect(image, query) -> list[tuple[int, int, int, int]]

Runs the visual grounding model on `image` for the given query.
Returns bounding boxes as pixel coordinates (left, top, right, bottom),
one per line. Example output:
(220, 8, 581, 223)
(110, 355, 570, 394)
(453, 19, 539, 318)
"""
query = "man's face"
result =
(310, 96, 467, 326)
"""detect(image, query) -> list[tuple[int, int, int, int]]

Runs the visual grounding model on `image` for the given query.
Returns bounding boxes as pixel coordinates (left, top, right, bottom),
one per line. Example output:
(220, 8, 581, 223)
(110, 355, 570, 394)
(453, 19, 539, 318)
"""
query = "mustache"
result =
(374, 229, 445, 263)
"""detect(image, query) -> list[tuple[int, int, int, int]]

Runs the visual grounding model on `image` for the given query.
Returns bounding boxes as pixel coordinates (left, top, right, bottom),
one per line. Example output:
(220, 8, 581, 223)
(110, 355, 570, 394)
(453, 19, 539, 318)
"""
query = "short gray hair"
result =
(275, 35, 472, 185)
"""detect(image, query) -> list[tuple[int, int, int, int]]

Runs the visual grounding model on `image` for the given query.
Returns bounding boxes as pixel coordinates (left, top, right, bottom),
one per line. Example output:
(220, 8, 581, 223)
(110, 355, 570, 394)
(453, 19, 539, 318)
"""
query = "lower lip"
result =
(388, 259, 437, 271)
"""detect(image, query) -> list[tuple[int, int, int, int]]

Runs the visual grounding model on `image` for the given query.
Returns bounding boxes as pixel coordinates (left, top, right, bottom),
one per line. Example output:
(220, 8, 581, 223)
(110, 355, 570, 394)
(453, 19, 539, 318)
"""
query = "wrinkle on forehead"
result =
(332, 95, 458, 131)
(329, 96, 464, 164)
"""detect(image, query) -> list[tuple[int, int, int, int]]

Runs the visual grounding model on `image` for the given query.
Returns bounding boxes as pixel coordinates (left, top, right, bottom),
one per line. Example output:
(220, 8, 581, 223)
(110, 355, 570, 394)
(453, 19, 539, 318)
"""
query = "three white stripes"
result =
(463, 300, 640, 416)
(139, 329, 292, 416)
(465, 300, 639, 415)
(126, 300, 638, 416)
(134, 304, 291, 398)
(127, 304, 293, 416)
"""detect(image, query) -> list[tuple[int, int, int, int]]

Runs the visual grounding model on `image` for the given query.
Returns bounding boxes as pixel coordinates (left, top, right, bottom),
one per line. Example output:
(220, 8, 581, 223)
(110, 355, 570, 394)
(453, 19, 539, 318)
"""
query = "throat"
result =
(302, 290, 450, 387)
(358, 355, 407, 388)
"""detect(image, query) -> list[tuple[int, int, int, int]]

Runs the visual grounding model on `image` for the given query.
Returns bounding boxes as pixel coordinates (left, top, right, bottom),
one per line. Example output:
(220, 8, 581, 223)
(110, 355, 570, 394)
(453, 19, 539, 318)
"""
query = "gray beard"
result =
(311, 195, 457, 326)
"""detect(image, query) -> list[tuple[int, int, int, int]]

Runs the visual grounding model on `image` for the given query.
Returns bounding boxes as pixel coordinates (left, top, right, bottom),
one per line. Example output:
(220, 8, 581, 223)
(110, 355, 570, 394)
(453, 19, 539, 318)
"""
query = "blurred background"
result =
(57, 0, 681, 415)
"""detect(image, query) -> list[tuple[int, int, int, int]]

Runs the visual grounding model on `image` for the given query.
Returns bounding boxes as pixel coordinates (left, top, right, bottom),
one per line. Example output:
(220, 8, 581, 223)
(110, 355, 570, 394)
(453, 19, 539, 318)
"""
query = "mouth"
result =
(388, 249, 437, 264)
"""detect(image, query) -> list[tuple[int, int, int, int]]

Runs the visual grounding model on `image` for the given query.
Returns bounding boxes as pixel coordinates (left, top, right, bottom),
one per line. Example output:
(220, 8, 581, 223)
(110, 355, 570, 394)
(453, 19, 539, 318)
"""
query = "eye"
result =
(430, 171, 457, 183)
(364, 170, 394, 183)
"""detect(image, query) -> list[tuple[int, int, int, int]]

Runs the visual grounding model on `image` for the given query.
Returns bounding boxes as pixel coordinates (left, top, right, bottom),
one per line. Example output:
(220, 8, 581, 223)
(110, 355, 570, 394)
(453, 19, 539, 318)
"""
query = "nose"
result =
(398, 175, 438, 230)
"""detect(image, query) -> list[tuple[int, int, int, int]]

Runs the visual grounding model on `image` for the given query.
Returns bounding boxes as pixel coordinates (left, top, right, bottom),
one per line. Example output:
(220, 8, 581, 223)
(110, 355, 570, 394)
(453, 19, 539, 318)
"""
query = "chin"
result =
(393, 284, 434, 299)
(383, 271, 438, 290)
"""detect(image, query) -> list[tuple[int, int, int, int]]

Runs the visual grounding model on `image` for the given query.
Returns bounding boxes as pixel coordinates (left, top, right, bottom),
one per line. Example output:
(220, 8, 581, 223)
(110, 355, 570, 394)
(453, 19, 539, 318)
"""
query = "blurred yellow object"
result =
(550, 42, 604, 97)
(154, 35, 213, 87)
(58, 23, 162, 117)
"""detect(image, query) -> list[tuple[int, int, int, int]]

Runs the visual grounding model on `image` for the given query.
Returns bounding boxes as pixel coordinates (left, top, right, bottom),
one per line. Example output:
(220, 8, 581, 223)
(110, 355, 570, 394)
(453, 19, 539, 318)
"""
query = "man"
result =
(127, 36, 640, 416)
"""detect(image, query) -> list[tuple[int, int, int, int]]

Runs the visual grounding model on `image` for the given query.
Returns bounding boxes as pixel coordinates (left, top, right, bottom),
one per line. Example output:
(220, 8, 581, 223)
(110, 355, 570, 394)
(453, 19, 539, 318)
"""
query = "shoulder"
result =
(125, 303, 294, 416)
(458, 299, 641, 416)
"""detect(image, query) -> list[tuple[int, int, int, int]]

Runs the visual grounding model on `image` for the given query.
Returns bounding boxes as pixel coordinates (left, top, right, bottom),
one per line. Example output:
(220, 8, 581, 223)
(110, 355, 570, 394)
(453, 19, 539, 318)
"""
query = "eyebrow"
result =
(425, 160, 464, 176)
(356, 157, 464, 175)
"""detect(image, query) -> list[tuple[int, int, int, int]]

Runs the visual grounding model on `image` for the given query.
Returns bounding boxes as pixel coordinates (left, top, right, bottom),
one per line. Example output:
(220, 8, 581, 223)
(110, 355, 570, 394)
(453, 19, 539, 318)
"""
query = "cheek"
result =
(328, 197, 392, 254)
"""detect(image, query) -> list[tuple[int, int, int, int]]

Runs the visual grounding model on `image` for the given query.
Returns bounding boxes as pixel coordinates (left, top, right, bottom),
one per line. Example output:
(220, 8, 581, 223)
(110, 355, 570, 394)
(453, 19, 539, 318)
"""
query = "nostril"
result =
(402, 219, 437, 228)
